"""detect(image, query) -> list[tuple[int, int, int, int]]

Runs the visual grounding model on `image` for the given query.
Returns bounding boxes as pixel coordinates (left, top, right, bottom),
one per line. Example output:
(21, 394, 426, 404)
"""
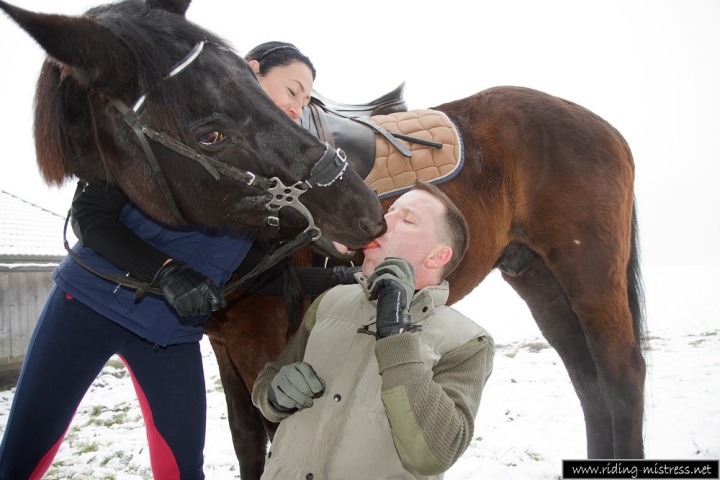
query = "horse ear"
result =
(147, 0, 191, 16)
(0, 1, 135, 92)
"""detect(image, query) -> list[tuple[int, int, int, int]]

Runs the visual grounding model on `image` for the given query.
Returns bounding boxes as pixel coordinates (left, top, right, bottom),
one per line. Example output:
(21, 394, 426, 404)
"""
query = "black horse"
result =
(0, 0, 385, 251)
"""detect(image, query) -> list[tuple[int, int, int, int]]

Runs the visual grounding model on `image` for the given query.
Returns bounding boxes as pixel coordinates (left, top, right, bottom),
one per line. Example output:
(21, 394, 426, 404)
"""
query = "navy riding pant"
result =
(0, 287, 206, 479)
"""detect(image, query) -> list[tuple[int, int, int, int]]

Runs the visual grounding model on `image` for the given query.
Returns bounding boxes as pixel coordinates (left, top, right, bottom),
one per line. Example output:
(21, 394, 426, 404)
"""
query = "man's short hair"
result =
(411, 181, 469, 278)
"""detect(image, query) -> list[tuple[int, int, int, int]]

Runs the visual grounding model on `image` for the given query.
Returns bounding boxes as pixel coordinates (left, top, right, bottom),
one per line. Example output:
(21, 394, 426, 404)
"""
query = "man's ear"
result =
(426, 245, 452, 270)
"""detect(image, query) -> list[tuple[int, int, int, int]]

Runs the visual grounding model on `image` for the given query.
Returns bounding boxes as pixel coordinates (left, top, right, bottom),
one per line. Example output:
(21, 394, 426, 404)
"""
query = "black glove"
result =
(331, 265, 361, 284)
(368, 257, 415, 339)
(153, 260, 226, 318)
(268, 362, 325, 412)
(275, 265, 360, 297)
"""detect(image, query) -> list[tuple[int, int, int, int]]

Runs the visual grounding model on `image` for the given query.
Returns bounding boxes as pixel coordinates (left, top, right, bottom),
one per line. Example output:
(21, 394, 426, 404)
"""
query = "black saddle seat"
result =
(311, 82, 407, 117)
(300, 83, 409, 180)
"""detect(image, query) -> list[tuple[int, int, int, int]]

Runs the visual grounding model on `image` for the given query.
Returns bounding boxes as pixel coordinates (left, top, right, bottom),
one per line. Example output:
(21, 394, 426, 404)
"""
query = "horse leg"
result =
(498, 243, 614, 457)
(569, 284, 645, 459)
(208, 337, 268, 479)
(560, 255, 644, 459)
(501, 242, 645, 458)
(205, 292, 296, 478)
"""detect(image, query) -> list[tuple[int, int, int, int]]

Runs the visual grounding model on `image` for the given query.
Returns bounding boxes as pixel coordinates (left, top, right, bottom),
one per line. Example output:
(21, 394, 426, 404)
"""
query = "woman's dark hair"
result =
(244, 41, 316, 80)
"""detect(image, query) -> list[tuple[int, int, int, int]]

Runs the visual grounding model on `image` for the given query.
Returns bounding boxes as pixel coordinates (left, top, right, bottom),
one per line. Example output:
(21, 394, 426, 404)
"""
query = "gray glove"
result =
(368, 257, 415, 339)
(268, 362, 325, 412)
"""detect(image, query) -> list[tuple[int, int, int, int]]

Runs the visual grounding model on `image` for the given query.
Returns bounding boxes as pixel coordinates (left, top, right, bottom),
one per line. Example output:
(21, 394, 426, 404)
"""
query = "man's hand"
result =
(368, 257, 415, 339)
(268, 362, 326, 412)
(153, 260, 226, 319)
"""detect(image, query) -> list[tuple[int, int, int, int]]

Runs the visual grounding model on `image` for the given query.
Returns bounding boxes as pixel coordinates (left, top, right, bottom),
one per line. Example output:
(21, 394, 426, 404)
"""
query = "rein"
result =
(64, 40, 351, 301)
(62, 212, 317, 300)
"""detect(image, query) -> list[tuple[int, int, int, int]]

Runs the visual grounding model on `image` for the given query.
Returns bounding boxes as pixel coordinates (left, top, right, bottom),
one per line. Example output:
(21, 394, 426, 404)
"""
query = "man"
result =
(251, 181, 494, 479)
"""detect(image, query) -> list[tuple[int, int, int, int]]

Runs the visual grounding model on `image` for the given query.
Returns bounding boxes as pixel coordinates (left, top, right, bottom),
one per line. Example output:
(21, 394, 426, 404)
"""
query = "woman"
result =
(240, 42, 357, 294)
(0, 41, 344, 480)
(245, 41, 316, 122)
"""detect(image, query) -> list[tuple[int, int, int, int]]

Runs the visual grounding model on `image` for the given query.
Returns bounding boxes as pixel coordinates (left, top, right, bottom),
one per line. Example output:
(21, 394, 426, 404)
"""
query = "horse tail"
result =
(627, 199, 647, 349)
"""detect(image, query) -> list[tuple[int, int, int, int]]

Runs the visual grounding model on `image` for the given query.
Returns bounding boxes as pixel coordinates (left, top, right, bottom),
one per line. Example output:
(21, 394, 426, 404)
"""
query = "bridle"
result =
(109, 40, 349, 239)
(65, 40, 350, 299)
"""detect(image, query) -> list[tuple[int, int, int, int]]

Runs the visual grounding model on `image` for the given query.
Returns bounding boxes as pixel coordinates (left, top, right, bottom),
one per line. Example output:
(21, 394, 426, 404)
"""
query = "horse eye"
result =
(197, 130, 226, 145)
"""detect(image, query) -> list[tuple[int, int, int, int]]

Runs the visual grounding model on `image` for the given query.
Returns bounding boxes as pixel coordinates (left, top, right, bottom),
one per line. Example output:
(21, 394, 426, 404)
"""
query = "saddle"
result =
(301, 84, 463, 200)
(311, 82, 408, 118)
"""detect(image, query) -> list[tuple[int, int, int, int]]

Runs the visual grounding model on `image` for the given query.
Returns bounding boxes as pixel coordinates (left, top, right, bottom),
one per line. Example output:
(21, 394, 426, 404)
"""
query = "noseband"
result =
(109, 41, 348, 241)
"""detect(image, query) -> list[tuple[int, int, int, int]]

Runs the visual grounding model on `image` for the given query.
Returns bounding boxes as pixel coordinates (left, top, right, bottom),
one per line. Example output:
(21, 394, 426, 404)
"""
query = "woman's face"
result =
(250, 59, 314, 122)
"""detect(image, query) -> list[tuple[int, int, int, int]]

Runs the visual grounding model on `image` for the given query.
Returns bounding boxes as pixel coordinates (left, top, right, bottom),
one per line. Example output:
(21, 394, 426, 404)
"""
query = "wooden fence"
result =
(0, 266, 55, 388)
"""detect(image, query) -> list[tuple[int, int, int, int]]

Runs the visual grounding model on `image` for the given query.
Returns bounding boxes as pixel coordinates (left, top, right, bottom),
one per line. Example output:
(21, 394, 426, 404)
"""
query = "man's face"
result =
(362, 189, 445, 279)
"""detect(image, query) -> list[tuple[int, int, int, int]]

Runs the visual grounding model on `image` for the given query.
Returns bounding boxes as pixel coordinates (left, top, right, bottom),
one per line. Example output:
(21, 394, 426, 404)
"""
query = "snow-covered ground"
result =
(1, 265, 717, 479)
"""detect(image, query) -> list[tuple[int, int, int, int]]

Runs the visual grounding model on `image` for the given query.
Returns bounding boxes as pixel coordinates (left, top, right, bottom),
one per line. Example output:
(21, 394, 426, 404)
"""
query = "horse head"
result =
(0, 0, 386, 250)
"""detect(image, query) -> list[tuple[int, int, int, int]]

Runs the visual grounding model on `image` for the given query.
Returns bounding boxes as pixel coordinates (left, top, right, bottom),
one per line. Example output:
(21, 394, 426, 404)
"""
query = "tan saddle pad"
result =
(364, 109, 463, 199)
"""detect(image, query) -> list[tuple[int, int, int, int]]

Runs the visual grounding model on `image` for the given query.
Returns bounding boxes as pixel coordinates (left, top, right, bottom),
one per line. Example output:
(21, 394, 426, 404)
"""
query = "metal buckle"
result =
(245, 171, 257, 186)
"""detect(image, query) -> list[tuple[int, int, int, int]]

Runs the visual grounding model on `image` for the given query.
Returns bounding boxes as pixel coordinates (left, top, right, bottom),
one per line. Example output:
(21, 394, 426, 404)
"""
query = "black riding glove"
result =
(242, 265, 361, 297)
(331, 265, 362, 284)
(291, 265, 361, 296)
(153, 260, 226, 319)
(368, 257, 416, 339)
(268, 362, 326, 412)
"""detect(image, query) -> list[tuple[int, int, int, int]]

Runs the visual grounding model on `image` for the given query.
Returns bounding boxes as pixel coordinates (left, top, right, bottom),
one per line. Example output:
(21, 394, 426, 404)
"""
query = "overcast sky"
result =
(1, 0, 718, 268)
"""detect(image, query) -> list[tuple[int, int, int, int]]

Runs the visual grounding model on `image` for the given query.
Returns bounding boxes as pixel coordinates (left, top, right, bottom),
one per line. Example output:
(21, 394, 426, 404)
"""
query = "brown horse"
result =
(0, 0, 385, 251)
(3, 0, 645, 474)
(206, 85, 646, 478)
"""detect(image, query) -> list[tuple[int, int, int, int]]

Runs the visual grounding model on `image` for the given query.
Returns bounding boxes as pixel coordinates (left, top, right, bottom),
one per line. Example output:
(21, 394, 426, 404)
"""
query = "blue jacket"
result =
(54, 203, 253, 346)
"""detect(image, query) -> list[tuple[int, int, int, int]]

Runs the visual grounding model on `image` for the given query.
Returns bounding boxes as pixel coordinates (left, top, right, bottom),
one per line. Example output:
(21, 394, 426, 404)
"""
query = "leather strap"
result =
(309, 103, 335, 149)
(351, 117, 413, 157)
(62, 209, 316, 300)
(110, 97, 188, 224)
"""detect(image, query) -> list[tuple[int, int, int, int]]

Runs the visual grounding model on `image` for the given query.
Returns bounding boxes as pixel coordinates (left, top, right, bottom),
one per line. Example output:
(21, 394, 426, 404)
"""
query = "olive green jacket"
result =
(252, 277, 494, 480)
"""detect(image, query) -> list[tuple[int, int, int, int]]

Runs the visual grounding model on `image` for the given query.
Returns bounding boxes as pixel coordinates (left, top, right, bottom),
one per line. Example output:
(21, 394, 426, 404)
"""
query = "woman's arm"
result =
(72, 181, 227, 317)
(71, 181, 170, 282)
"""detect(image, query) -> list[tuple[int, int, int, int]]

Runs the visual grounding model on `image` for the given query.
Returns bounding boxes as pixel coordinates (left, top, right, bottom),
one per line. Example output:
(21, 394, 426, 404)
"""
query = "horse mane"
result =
(33, 0, 232, 186)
